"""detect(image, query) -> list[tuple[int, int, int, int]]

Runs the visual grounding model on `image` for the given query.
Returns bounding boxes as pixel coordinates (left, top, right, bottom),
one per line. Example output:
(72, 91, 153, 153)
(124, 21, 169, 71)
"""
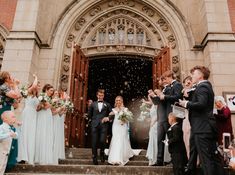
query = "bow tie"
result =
(98, 101, 103, 103)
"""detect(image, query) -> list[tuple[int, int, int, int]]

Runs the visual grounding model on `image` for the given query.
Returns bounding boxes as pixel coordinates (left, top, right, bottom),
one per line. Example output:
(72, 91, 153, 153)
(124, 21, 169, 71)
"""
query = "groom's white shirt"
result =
(98, 102, 103, 112)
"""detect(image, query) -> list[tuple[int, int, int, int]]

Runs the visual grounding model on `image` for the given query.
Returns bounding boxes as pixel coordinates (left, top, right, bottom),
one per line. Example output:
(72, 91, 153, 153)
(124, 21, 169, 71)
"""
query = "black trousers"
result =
(187, 132, 198, 173)
(91, 123, 108, 158)
(192, 133, 225, 175)
(157, 121, 170, 163)
(171, 152, 187, 175)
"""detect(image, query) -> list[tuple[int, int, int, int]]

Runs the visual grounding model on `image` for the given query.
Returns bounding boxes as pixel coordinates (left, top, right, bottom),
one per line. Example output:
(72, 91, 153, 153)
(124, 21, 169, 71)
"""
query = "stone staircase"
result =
(5, 148, 235, 175)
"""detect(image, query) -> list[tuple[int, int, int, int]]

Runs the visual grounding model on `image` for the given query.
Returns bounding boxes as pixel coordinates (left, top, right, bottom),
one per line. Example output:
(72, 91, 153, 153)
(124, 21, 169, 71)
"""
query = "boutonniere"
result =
(170, 84, 174, 87)
(104, 103, 107, 107)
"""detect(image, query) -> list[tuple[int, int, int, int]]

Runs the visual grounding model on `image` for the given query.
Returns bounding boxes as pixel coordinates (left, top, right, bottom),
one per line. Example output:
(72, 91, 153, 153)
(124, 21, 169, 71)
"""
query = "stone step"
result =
(65, 148, 147, 156)
(66, 154, 148, 161)
(59, 159, 149, 166)
(8, 164, 173, 175)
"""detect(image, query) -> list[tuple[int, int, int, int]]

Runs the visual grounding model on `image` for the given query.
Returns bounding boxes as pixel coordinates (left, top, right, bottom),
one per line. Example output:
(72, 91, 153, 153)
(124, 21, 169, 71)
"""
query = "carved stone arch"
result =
(50, 0, 195, 91)
(0, 24, 9, 70)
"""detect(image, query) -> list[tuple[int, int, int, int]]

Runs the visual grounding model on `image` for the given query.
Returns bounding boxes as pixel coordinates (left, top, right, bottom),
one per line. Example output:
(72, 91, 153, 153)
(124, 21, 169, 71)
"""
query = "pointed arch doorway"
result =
(65, 45, 170, 148)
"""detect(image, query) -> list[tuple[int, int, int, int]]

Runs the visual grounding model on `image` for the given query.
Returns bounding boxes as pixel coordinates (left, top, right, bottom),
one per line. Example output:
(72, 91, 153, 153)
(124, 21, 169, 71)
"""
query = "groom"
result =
(88, 89, 112, 165)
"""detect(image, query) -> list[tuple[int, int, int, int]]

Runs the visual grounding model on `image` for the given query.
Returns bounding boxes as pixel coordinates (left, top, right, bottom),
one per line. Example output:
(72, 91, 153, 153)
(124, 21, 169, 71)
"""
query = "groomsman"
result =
(179, 66, 225, 175)
(158, 70, 183, 117)
(150, 76, 171, 166)
(88, 89, 112, 165)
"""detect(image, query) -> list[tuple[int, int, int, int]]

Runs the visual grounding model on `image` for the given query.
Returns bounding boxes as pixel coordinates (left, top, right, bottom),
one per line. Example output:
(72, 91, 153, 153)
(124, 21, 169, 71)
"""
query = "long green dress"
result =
(0, 83, 18, 171)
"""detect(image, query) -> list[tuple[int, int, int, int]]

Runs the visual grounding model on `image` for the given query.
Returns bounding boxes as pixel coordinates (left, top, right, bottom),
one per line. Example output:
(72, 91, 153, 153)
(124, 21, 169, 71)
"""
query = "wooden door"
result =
(152, 47, 171, 89)
(65, 44, 89, 147)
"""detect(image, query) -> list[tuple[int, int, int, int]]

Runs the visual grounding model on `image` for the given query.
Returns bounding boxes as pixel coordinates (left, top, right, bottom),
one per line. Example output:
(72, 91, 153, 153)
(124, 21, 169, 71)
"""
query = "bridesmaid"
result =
(18, 74, 39, 164)
(35, 84, 55, 165)
(0, 71, 21, 171)
(144, 92, 158, 166)
(51, 90, 63, 164)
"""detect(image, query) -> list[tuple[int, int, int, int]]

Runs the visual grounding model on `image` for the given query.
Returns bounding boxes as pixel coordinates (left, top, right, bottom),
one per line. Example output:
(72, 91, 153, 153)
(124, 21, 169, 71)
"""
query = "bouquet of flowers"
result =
(51, 98, 65, 108)
(20, 85, 28, 98)
(38, 93, 51, 103)
(64, 99, 74, 112)
(138, 101, 150, 121)
(118, 108, 133, 123)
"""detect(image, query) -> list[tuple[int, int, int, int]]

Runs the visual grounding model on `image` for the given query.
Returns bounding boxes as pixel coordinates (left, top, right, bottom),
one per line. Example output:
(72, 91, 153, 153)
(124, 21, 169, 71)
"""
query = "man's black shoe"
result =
(153, 162, 164, 166)
(93, 158, 98, 165)
(184, 167, 195, 175)
(100, 154, 105, 163)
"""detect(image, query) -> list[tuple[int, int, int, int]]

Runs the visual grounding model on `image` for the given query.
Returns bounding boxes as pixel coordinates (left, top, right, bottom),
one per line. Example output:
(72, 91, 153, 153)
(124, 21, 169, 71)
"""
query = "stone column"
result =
(2, 0, 40, 84)
(201, 0, 235, 95)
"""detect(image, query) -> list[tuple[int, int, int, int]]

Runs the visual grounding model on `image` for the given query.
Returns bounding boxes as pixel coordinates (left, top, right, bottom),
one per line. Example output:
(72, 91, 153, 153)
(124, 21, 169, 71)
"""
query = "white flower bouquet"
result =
(118, 108, 133, 123)
(64, 99, 74, 112)
(20, 85, 28, 98)
(38, 93, 51, 103)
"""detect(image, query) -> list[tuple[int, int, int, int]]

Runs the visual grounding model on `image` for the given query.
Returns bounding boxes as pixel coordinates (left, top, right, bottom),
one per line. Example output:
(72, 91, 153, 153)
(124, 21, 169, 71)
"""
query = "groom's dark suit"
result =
(88, 101, 112, 162)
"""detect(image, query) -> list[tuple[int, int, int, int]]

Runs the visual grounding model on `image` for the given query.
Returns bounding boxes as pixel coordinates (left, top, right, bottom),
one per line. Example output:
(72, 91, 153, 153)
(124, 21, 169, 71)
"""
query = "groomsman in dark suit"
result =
(150, 76, 171, 166)
(88, 89, 112, 165)
(158, 70, 183, 116)
(167, 112, 187, 175)
(179, 66, 225, 175)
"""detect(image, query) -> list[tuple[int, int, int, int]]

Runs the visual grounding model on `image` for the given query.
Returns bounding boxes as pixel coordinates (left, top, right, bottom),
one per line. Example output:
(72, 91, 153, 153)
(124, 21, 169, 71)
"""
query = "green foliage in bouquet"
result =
(118, 108, 134, 123)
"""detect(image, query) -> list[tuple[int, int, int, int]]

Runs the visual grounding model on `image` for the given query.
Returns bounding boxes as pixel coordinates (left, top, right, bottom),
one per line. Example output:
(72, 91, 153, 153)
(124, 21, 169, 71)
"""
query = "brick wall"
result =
(228, 0, 235, 32)
(0, 0, 17, 30)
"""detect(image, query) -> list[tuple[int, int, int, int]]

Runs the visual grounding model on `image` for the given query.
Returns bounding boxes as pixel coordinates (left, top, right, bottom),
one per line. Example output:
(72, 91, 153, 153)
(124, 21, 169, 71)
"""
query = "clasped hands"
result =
(101, 111, 114, 123)
(148, 89, 165, 100)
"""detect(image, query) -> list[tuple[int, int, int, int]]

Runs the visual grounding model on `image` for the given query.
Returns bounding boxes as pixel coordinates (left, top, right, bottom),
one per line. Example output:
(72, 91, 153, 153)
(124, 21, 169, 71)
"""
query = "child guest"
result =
(0, 111, 18, 174)
(166, 112, 187, 175)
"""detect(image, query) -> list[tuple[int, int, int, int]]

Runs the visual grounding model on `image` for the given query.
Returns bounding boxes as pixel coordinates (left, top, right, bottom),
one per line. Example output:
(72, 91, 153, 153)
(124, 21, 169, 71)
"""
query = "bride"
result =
(107, 96, 140, 165)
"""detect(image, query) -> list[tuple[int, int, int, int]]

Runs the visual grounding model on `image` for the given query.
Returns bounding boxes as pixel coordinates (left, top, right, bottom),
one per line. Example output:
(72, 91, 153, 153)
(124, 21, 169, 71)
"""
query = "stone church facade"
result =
(0, 0, 234, 94)
(1, 0, 235, 146)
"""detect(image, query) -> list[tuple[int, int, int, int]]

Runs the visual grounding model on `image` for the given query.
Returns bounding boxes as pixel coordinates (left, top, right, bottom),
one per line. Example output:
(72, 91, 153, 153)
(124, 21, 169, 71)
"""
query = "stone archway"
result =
(49, 0, 195, 147)
(49, 0, 194, 92)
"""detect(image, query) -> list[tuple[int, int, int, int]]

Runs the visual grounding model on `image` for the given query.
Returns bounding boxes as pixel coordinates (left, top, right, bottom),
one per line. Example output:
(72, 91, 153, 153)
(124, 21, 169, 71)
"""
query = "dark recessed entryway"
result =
(87, 55, 153, 148)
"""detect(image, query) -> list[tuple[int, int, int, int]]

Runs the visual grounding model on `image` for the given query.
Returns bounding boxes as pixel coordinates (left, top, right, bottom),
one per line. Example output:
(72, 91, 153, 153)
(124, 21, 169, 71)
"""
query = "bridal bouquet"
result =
(20, 85, 28, 98)
(118, 108, 133, 123)
(51, 98, 64, 108)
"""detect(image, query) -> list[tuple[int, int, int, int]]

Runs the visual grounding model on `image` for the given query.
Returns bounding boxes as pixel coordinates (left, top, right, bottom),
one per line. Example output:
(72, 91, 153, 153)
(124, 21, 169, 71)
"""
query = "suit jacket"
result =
(151, 85, 171, 123)
(164, 80, 183, 115)
(186, 81, 217, 134)
(167, 123, 186, 154)
(88, 101, 112, 128)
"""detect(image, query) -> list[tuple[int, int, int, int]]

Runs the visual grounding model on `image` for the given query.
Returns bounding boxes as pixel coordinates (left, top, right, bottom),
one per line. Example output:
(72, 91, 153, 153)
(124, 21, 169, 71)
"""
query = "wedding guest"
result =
(0, 111, 18, 174)
(182, 76, 193, 158)
(35, 84, 55, 165)
(149, 76, 171, 166)
(166, 112, 187, 175)
(179, 66, 225, 175)
(18, 74, 39, 164)
(214, 96, 234, 145)
(52, 90, 65, 163)
(143, 92, 158, 166)
(0, 71, 21, 124)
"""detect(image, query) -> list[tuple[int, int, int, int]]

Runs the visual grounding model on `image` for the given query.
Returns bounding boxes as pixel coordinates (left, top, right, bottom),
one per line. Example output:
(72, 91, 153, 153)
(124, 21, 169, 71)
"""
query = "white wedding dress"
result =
(18, 96, 39, 164)
(107, 107, 141, 165)
(146, 105, 158, 165)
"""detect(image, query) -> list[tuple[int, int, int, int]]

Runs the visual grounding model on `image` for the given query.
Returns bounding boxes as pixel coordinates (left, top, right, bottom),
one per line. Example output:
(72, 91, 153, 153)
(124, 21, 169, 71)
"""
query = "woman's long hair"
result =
(42, 84, 54, 97)
(0, 71, 10, 85)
